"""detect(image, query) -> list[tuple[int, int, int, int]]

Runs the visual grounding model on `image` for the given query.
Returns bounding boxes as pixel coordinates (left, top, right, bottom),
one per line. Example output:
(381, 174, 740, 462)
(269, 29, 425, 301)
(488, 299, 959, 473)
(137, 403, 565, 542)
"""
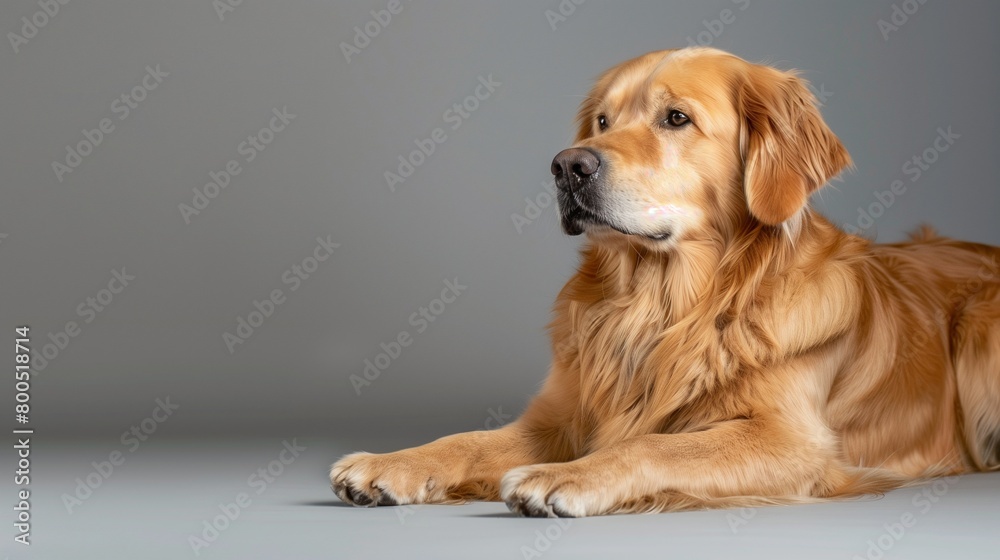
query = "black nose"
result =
(551, 148, 601, 191)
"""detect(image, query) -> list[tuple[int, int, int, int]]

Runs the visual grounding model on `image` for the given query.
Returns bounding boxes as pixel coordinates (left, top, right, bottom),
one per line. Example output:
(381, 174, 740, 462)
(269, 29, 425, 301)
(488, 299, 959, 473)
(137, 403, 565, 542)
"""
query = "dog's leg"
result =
(500, 413, 838, 517)
(501, 351, 865, 517)
(331, 416, 571, 506)
(953, 277, 1000, 470)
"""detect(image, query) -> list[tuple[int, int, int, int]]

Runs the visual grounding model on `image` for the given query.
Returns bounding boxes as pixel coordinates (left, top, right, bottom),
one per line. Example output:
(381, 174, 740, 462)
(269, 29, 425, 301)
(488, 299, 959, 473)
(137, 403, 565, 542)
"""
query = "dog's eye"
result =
(597, 114, 609, 131)
(665, 110, 690, 127)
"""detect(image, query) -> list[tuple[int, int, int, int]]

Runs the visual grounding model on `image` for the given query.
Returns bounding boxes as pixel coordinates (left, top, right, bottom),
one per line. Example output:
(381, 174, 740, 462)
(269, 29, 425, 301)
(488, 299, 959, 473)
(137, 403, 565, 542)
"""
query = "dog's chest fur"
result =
(552, 247, 756, 454)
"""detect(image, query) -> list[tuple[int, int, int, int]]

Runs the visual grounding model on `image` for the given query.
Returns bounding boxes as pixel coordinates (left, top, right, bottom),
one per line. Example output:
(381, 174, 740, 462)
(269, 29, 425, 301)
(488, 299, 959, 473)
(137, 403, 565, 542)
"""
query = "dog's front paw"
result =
(501, 464, 604, 518)
(330, 451, 442, 507)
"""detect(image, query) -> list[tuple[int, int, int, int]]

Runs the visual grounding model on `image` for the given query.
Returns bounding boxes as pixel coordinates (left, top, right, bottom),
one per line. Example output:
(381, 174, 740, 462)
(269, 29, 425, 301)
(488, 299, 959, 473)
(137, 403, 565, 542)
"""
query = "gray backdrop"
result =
(3, 0, 999, 440)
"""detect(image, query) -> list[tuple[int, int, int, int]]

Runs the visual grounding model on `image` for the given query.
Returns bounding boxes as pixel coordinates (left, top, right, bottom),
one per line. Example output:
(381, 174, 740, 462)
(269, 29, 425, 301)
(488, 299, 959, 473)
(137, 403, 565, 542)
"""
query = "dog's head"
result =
(553, 47, 851, 248)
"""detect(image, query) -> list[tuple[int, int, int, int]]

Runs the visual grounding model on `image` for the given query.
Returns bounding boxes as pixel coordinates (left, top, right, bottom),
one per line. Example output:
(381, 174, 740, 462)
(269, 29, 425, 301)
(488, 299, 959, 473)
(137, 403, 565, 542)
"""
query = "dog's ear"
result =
(738, 65, 851, 226)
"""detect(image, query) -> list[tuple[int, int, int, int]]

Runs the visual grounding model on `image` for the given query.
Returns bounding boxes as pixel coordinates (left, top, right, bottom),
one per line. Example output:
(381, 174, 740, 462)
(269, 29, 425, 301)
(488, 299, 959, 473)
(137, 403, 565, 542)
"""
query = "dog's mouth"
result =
(559, 192, 671, 242)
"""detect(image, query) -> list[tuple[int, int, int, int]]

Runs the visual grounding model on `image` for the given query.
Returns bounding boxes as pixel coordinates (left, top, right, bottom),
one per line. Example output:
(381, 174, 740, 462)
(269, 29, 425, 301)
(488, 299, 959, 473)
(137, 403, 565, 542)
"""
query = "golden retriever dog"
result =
(331, 47, 1000, 517)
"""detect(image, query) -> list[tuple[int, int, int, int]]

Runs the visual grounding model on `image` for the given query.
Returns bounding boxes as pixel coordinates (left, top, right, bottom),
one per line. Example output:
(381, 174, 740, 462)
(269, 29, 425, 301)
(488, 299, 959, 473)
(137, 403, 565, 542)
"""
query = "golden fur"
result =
(331, 47, 1000, 517)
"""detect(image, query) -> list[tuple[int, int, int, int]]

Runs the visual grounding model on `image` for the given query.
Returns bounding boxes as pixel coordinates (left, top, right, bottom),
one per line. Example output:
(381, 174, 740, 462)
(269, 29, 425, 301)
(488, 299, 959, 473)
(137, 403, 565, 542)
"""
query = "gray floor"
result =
(5, 436, 998, 559)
